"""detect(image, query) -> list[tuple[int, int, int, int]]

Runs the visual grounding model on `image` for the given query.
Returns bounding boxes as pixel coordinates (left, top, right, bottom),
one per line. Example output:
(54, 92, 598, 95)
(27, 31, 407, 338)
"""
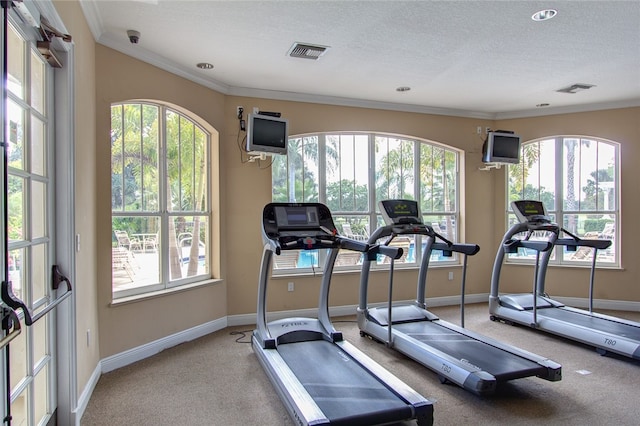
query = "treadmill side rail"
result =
(337, 340, 434, 424)
(252, 337, 328, 425)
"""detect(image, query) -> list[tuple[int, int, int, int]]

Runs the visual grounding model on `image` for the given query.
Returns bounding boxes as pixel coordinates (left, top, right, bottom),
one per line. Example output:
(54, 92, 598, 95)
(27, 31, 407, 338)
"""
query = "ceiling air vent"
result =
(556, 83, 595, 94)
(288, 42, 329, 60)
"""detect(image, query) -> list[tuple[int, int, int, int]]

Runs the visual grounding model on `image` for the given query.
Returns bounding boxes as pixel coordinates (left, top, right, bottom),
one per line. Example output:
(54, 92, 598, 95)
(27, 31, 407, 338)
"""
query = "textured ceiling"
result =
(81, 0, 640, 119)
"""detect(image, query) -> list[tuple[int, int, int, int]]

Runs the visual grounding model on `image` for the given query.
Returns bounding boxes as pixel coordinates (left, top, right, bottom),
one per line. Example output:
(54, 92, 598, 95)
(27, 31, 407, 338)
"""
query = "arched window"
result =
(271, 132, 461, 272)
(111, 102, 213, 298)
(507, 136, 619, 266)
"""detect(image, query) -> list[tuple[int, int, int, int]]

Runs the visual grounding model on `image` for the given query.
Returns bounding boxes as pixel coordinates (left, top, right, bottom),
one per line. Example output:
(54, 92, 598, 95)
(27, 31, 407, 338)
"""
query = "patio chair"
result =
(335, 251, 362, 266)
(114, 230, 142, 252)
(112, 247, 136, 280)
(143, 233, 158, 252)
(273, 250, 299, 269)
(382, 236, 411, 264)
(342, 223, 368, 241)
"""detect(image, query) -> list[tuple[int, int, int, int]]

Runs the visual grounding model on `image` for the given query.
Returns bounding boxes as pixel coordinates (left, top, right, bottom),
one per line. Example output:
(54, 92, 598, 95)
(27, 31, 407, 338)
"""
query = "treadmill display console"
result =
(511, 200, 551, 224)
(274, 205, 319, 228)
(379, 199, 422, 225)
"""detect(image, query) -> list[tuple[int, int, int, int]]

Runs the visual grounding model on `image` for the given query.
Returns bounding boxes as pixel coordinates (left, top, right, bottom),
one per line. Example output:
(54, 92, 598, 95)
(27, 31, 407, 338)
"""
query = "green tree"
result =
(375, 137, 414, 202)
(582, 168, 613, 210)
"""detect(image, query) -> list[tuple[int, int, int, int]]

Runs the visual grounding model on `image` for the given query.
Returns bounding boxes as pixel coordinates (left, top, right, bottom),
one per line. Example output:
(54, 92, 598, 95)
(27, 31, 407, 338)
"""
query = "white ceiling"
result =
(80, 0, 640, 119)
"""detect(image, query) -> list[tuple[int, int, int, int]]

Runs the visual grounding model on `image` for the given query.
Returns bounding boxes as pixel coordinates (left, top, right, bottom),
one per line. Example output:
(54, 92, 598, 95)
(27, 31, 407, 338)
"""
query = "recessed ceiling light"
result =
(396, 86, 411, 92)
(196, 62, 214, 70)
(532, 9, 557, 21)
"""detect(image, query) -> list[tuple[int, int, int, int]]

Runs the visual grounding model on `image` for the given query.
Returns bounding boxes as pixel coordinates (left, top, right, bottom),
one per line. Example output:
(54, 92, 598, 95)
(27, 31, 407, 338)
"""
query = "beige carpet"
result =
(81, 303, 640, 425)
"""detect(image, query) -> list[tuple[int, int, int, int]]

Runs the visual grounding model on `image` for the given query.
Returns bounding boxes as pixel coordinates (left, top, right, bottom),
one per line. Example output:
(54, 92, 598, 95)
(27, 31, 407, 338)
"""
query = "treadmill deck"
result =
(278, 339, 413, 425)
(386, 319, 548, 381)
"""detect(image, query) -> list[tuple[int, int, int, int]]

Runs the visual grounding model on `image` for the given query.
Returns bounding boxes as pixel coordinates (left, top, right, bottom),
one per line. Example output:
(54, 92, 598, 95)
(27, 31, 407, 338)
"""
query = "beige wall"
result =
(223, 98, 495, 315)
(95, 45, 227, 357)
(53, 0, 99, 398)
(90, 32, 638, 362)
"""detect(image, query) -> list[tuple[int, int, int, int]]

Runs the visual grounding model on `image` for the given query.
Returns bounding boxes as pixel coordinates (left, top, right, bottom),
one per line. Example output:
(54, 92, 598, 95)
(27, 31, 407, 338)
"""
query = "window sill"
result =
(505, 260, 623, 271)
(110, 278, 223, 307)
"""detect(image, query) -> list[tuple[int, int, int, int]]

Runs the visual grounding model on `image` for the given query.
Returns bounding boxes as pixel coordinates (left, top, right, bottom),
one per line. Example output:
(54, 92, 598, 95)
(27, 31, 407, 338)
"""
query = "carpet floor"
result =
(81, 303, 640, 425)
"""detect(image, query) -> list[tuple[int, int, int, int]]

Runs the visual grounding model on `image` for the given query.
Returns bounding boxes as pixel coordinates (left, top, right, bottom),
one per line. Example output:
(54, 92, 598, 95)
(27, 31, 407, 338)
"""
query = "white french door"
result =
(2, 12, 57, 426)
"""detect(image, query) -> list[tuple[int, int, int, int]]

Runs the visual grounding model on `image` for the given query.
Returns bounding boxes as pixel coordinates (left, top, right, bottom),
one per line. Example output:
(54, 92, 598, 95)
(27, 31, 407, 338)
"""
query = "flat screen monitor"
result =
(246, 113, 288, 156)
(482, 131, 521, 164)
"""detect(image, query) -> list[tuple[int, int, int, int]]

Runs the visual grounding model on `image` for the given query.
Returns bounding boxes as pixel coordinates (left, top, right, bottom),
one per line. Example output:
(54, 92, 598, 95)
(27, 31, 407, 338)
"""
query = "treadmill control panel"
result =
(262, 203, 339, 250)
(379, 199, 422, 225)
(512, 200, 552, 224)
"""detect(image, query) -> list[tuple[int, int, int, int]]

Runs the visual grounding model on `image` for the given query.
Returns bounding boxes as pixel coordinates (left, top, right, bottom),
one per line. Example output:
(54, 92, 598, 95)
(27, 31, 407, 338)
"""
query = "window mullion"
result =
(368, 133, 376, 232)
(159, 107, 169, 284)
(318, 134, 326, 204)
(139, 105, 145, 211)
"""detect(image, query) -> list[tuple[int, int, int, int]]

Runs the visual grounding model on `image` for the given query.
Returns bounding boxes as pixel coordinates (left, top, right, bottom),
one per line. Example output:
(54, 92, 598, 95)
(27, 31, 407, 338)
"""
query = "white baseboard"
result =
(227, 293, 491, 327)
(552, 296, 640, 311)
(100, 316, 228, 373)
(74, 362, 102, 425)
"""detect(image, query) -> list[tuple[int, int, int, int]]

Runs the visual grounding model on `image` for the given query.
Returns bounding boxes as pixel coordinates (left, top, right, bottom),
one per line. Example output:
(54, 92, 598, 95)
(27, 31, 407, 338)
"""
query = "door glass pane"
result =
(32, 180, 47, 238)
(7, 24, 24, 99)
(33, 315, 48, 365)
(8, 248, 24, 300)
(31, 49, 46, 113)
(31, 116, 46, 175)
(34, 364, 49, 424)
(10, 390, 28, 426)
(9, 323, 27, 389)
(8, 100, 24, 170)
(32, 243, 47, 303)
(8, 175, 24, 242)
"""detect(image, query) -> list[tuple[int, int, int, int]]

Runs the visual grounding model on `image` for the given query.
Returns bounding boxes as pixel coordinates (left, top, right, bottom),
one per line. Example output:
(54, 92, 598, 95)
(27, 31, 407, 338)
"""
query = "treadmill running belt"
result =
(394, 321, 546, 381)
(278, 340, 413, 425)
(537, 308, 640, 340)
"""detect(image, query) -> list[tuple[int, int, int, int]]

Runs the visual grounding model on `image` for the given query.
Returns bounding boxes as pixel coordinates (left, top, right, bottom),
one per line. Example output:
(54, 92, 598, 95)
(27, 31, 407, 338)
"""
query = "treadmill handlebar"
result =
(432, 242, 480, 256)
(555, 237, 612, 251)
(370, 223, 434, 240)
(503, 239, 553, 253)
(372, 244, 403, 260)
(338, 236, 369, 253)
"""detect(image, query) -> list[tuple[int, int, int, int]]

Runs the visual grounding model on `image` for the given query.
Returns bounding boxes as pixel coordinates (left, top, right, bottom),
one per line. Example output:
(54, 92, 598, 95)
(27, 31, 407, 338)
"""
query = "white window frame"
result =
(110, 102, 212, 299)
(271, 132, 461, 275)
(506, 136, 620, 268)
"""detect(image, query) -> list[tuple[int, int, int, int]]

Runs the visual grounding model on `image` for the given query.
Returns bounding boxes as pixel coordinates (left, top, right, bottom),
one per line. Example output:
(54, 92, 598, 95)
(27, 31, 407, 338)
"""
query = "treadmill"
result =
(358, 199, 562, 396)
(252, 202, 433, 426)
(489, 199, 640, 360)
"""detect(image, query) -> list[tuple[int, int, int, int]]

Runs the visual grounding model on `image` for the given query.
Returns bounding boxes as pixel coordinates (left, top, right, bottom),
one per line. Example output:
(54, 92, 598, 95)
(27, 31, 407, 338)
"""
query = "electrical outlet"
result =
(448, 272, 454, 281)
(288, 282, 294, 292)
(485, 127, 491, 134)
(476, 126, 482, 134)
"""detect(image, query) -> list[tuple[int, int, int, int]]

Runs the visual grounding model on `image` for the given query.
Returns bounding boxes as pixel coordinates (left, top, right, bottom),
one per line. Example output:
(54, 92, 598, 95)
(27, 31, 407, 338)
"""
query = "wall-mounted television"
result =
(246, 113, 289, 156)
(482, 131, 521, 164)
